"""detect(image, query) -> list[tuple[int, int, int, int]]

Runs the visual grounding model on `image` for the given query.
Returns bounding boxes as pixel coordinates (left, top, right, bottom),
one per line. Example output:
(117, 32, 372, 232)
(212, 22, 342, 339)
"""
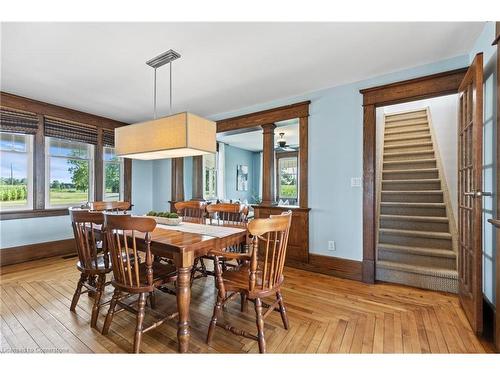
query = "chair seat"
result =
(138, 261, 177, 287)
(221, 264, 284, 296)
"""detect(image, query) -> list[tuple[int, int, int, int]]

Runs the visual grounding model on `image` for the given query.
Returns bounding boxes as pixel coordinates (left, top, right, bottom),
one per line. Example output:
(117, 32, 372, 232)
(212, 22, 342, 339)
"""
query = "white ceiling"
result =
(217, 119, 299, 152)
(1, 22, 484, 123)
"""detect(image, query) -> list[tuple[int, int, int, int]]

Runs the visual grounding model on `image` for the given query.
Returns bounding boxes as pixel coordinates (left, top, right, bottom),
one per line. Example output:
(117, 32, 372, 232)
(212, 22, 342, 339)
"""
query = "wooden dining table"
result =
(144, 221, 248, 353)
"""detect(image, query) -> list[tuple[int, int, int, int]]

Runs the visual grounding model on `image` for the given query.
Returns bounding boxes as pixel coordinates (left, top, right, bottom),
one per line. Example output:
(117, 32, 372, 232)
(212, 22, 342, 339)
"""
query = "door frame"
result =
(359, 67, 468, 283)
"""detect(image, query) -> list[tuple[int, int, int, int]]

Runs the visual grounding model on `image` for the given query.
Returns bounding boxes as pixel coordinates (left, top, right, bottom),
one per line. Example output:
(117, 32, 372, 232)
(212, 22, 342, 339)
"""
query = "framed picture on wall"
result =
(236, 164, 248, 191)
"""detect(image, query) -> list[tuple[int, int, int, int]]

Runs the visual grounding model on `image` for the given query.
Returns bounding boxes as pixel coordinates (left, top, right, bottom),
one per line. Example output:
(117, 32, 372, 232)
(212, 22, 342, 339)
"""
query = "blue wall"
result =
(210, 54, 470, 262)
(152, 159, 172, 213)
(469, 22, 497, 305)
(252, 152, 262, 201)
(224, 144, 259, 203)
(131, 159, 153, 215)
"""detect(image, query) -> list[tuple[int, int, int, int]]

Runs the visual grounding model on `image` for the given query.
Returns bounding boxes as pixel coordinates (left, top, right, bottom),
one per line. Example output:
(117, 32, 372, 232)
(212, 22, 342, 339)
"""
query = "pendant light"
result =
(115, 49, 216, 160)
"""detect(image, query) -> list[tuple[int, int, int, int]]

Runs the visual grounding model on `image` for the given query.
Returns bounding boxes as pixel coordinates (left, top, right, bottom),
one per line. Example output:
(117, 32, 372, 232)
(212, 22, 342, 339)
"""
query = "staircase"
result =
(376, 108, 458, 293)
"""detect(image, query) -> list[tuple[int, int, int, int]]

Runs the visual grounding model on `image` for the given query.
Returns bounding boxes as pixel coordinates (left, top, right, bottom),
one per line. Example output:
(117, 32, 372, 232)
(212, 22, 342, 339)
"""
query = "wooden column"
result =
(362, 104, 376, 284)
(191, 155, 204, 200)
(261, 123, 276, 206)
(170, 157, 184, 211)
(94, 128, 103, 201)
(123, 158, 132, 203)
(299, 116, 308, 208)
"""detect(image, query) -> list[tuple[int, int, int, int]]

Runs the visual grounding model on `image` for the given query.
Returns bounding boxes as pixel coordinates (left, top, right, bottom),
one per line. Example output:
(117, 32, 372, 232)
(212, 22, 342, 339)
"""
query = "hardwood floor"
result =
(0, 255, 494, 353)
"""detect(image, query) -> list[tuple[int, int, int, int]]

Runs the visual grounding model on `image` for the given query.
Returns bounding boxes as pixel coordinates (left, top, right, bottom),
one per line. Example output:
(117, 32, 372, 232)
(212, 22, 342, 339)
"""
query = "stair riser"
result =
(384, 151, 435, 162)
(384, 144, 433, 153)
(379, 233, 452, 250)
(381, 192, 443, 203)
(384, 136, 432, 146)
(385, 125, 431, 134)
(383, 170, 438, 180)
(385, 118, 428, 127)
(380, 218, 449, 232)
(385, 129, 430, 139)
(377, 249, 456, 269)
(382, 181, 441, 191)
(383, 160, 437, 170)
(375, 267, 457, 293)
(380, 205, 446, 217)
(385, 112, 427, 121)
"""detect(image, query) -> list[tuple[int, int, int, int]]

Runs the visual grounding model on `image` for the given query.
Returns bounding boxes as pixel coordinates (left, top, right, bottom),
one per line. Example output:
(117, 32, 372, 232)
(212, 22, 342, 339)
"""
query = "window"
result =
(46, 137, 94, 208)
(203, 153, 217, 199)
(277, 154, 298, 205)
(103, 147, 124, 201)
(0, 132, 34, 211)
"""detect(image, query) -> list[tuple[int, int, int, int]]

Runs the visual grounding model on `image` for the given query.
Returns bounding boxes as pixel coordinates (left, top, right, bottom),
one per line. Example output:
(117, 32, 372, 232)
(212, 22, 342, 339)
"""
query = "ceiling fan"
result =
(275, 132, 297, 152)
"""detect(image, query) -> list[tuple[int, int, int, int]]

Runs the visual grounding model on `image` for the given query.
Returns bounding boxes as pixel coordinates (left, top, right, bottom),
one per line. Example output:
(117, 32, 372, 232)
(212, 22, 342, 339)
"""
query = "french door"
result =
(457, 53, 484, 334)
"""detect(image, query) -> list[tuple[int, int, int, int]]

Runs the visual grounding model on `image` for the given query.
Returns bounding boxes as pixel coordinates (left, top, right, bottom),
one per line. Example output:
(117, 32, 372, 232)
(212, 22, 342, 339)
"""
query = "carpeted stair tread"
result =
(378, 243, 456, 259)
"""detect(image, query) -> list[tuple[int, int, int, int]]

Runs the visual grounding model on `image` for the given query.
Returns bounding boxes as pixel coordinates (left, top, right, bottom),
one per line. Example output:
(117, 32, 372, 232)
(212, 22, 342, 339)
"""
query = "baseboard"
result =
(0, 238, 76, 267)
(286, 253, 362, 282)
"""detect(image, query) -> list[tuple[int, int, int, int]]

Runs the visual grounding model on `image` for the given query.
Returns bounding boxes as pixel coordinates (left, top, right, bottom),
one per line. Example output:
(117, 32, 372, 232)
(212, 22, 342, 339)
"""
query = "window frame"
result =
(0, 93, 132, 221)
(0, 132, 34, 212)
(275, 150, 299, 204)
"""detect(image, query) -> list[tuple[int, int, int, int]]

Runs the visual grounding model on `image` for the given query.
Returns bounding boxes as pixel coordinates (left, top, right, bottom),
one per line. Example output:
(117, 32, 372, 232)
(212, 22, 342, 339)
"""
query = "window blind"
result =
(0, 107, 39, 134)
(103, 128, 115, 147)
(44, 117, 98, 145)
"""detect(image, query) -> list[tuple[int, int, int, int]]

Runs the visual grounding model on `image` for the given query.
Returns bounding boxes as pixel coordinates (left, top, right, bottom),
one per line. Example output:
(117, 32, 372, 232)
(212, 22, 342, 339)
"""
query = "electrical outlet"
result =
(328, 241, 336, 251)
(351, 177, 362, 187)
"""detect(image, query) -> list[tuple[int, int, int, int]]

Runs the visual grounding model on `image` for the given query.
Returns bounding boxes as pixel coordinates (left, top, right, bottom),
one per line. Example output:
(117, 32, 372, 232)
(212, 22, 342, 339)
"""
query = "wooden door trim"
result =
(360, 68, 468, 283)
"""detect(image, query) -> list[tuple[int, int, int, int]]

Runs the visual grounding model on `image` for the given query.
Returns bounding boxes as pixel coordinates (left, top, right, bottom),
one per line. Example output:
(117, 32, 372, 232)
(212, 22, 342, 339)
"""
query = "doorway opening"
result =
(375, 94, 459, 293)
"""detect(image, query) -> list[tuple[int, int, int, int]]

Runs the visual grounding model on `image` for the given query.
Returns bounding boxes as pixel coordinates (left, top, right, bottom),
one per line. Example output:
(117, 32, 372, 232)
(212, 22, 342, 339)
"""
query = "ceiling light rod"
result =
(146, 49, 181, 119)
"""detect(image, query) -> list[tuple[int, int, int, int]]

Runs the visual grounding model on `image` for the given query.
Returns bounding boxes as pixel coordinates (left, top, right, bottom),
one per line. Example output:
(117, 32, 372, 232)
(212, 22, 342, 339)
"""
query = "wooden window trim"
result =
(0, 92, 131, 221)
(275, 151, 299, 202)
(359, 68, 468, 283)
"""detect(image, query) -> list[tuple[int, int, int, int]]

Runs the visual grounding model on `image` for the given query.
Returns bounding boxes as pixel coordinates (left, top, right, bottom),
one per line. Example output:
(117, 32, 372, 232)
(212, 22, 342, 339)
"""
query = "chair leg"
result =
(190, 258, 199, 284)
(70, 273, 86, 312)
(276, 291, 289, 330)
(149, 291, 156, 309)
(90, 274, 106, 329)
(206, 293, 223, 344)
(240, 293, 248, 313)
(102, 289, 120, 335)
(254, 298, 266, 353)
(133, 293, 147, 354)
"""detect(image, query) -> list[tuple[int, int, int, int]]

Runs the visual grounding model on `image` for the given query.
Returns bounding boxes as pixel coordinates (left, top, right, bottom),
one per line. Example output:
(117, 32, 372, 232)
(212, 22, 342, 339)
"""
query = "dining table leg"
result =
(176, 266, 191, 353)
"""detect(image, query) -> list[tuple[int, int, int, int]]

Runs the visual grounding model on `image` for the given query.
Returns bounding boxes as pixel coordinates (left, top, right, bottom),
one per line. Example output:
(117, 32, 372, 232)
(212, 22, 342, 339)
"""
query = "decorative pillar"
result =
(261, 123, 276, 206)
(170, 157, 184, 211)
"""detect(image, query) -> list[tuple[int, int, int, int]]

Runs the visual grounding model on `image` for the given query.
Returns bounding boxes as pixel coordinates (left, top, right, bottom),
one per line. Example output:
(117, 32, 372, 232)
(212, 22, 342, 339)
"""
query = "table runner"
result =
(156, 222, 246, 238)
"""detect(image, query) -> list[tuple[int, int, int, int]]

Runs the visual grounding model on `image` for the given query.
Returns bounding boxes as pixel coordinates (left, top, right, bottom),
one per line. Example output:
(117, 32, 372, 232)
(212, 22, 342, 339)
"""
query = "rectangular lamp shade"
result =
(115, 112, 216, 160)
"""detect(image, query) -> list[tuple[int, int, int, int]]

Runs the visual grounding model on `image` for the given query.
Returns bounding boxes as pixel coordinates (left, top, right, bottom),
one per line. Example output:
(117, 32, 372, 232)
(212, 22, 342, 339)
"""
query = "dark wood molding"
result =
(360, 68, 468, 284)
(216, 101, 310, 134)
(170, 157, 185, 211)
(299, 116, 308, 208)
(123, 158, 132, 203)
(192, 155, 204, 200)
(287, 254, 362, 282)
(34, 114, 45, 210)
(0, 208, 69, 220)
(360, 68, 468, 107)
(0, 238, 75, 266)
(1, 92, 127, 129)
(261, 123, 276, 206)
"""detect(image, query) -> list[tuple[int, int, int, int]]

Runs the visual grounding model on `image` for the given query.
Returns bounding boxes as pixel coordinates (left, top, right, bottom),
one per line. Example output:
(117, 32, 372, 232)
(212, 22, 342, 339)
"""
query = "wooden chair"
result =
(69, 208, 111, 329)
(90, 201, 131, 213)
(101, 214, 178, 353)
(206, 211, 292, 353)
(174, 200, 207, 223)
(174, 201, 211, 280)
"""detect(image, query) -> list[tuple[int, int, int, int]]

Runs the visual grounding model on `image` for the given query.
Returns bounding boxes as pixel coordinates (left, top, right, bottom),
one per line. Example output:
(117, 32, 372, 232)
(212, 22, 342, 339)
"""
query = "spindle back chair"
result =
(206, 211, 293, 353)
(69, 207, 110, 329)
(174, 200, 207, 224)
(101, 214, 178, 353)
(206, 202, 248, 228)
